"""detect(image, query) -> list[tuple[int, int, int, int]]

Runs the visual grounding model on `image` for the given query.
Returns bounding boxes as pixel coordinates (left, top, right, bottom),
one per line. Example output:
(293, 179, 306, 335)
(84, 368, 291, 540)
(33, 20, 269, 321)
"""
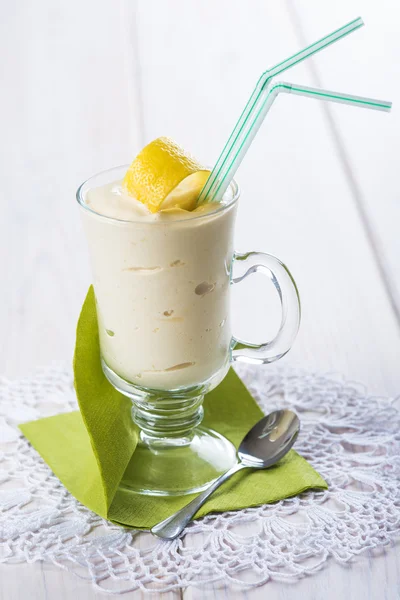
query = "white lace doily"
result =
(0, 363, 399, 594)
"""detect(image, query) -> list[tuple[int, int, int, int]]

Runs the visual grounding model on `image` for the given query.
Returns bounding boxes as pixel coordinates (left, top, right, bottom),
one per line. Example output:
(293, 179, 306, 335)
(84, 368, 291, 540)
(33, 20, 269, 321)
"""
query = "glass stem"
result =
(131, 393, 205, 439)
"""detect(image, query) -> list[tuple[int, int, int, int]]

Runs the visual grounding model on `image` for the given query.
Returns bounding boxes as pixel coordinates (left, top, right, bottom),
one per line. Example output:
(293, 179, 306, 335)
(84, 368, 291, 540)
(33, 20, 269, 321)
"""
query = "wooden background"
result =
(0, 1, 399, 598)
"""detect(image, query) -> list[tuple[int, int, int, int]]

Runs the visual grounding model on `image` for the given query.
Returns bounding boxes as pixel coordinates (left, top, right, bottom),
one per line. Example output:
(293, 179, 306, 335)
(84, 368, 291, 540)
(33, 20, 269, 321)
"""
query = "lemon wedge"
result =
(123, 137, 209, 213)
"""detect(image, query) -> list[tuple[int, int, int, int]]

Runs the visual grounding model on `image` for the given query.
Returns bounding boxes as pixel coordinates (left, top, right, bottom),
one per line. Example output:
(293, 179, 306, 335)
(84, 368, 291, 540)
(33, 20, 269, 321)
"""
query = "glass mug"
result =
(77, 166, 300, 496)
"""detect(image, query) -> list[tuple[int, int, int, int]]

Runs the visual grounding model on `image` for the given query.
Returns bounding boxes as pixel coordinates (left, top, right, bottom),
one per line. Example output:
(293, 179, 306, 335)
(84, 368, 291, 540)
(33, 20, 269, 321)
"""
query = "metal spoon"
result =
(151, 409, 300, 540)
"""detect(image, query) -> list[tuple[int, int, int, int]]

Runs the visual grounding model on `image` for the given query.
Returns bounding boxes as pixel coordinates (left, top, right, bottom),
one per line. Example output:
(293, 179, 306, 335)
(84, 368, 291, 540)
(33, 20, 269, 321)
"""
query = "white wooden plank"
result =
(182, 540, 400, 600)
(286, 0, 400, 318)
(0, 560, 182, 599)
(134, 0, 400, 398)
(0, 562, 112, 600)
(0, 0, 140, 378)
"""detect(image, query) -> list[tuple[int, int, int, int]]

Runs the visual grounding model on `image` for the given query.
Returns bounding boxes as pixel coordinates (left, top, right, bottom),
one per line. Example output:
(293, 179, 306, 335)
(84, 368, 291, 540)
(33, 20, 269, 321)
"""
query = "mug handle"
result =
(231, 251, 301, 364)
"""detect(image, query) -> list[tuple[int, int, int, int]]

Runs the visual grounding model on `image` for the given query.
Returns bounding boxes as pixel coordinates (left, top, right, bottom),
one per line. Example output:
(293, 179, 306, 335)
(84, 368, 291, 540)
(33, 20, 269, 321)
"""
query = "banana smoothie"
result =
(80, 165, 238, 390)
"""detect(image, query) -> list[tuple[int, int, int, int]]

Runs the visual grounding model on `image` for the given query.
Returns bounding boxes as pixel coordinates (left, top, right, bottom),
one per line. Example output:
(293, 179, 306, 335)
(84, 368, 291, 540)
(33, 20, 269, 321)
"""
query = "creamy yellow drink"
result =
(81, 169, 237, 390)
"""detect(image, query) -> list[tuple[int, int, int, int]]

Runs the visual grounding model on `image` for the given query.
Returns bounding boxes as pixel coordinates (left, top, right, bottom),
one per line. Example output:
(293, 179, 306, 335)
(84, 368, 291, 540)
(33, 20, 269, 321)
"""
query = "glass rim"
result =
(76, 164, 240, 225)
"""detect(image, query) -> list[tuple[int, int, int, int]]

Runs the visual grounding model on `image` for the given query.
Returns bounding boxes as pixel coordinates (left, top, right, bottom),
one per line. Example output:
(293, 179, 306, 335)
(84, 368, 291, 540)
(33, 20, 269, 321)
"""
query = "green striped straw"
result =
(197, 17, 392, 205)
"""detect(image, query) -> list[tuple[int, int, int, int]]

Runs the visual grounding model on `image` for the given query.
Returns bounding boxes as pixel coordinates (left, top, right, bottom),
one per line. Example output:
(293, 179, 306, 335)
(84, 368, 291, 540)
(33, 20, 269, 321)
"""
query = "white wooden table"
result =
(1, 1, 399, 598)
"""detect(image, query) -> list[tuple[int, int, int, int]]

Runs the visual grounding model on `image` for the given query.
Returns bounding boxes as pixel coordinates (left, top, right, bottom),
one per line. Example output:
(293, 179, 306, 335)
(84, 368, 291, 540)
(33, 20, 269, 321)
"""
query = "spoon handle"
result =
(151, 462, 247, 540)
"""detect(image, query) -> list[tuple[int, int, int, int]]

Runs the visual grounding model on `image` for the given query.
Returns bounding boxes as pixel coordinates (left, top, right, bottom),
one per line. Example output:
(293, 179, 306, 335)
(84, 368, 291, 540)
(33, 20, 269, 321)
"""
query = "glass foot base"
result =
(119, 427, 237, 496)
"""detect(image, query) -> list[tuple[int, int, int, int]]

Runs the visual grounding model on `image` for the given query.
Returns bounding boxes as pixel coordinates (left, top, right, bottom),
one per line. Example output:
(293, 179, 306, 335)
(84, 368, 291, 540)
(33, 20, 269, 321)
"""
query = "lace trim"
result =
(0, 363, 399, 593)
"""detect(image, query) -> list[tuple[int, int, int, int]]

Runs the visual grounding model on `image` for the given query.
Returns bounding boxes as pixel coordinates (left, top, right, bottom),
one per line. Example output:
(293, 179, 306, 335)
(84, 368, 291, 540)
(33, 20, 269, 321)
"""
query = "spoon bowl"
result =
(238, 409, 300, 467)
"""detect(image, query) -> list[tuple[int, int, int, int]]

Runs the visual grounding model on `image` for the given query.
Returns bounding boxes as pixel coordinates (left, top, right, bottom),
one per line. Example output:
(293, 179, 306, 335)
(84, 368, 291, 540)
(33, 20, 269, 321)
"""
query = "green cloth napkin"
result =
(20, 287, 327, 529)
